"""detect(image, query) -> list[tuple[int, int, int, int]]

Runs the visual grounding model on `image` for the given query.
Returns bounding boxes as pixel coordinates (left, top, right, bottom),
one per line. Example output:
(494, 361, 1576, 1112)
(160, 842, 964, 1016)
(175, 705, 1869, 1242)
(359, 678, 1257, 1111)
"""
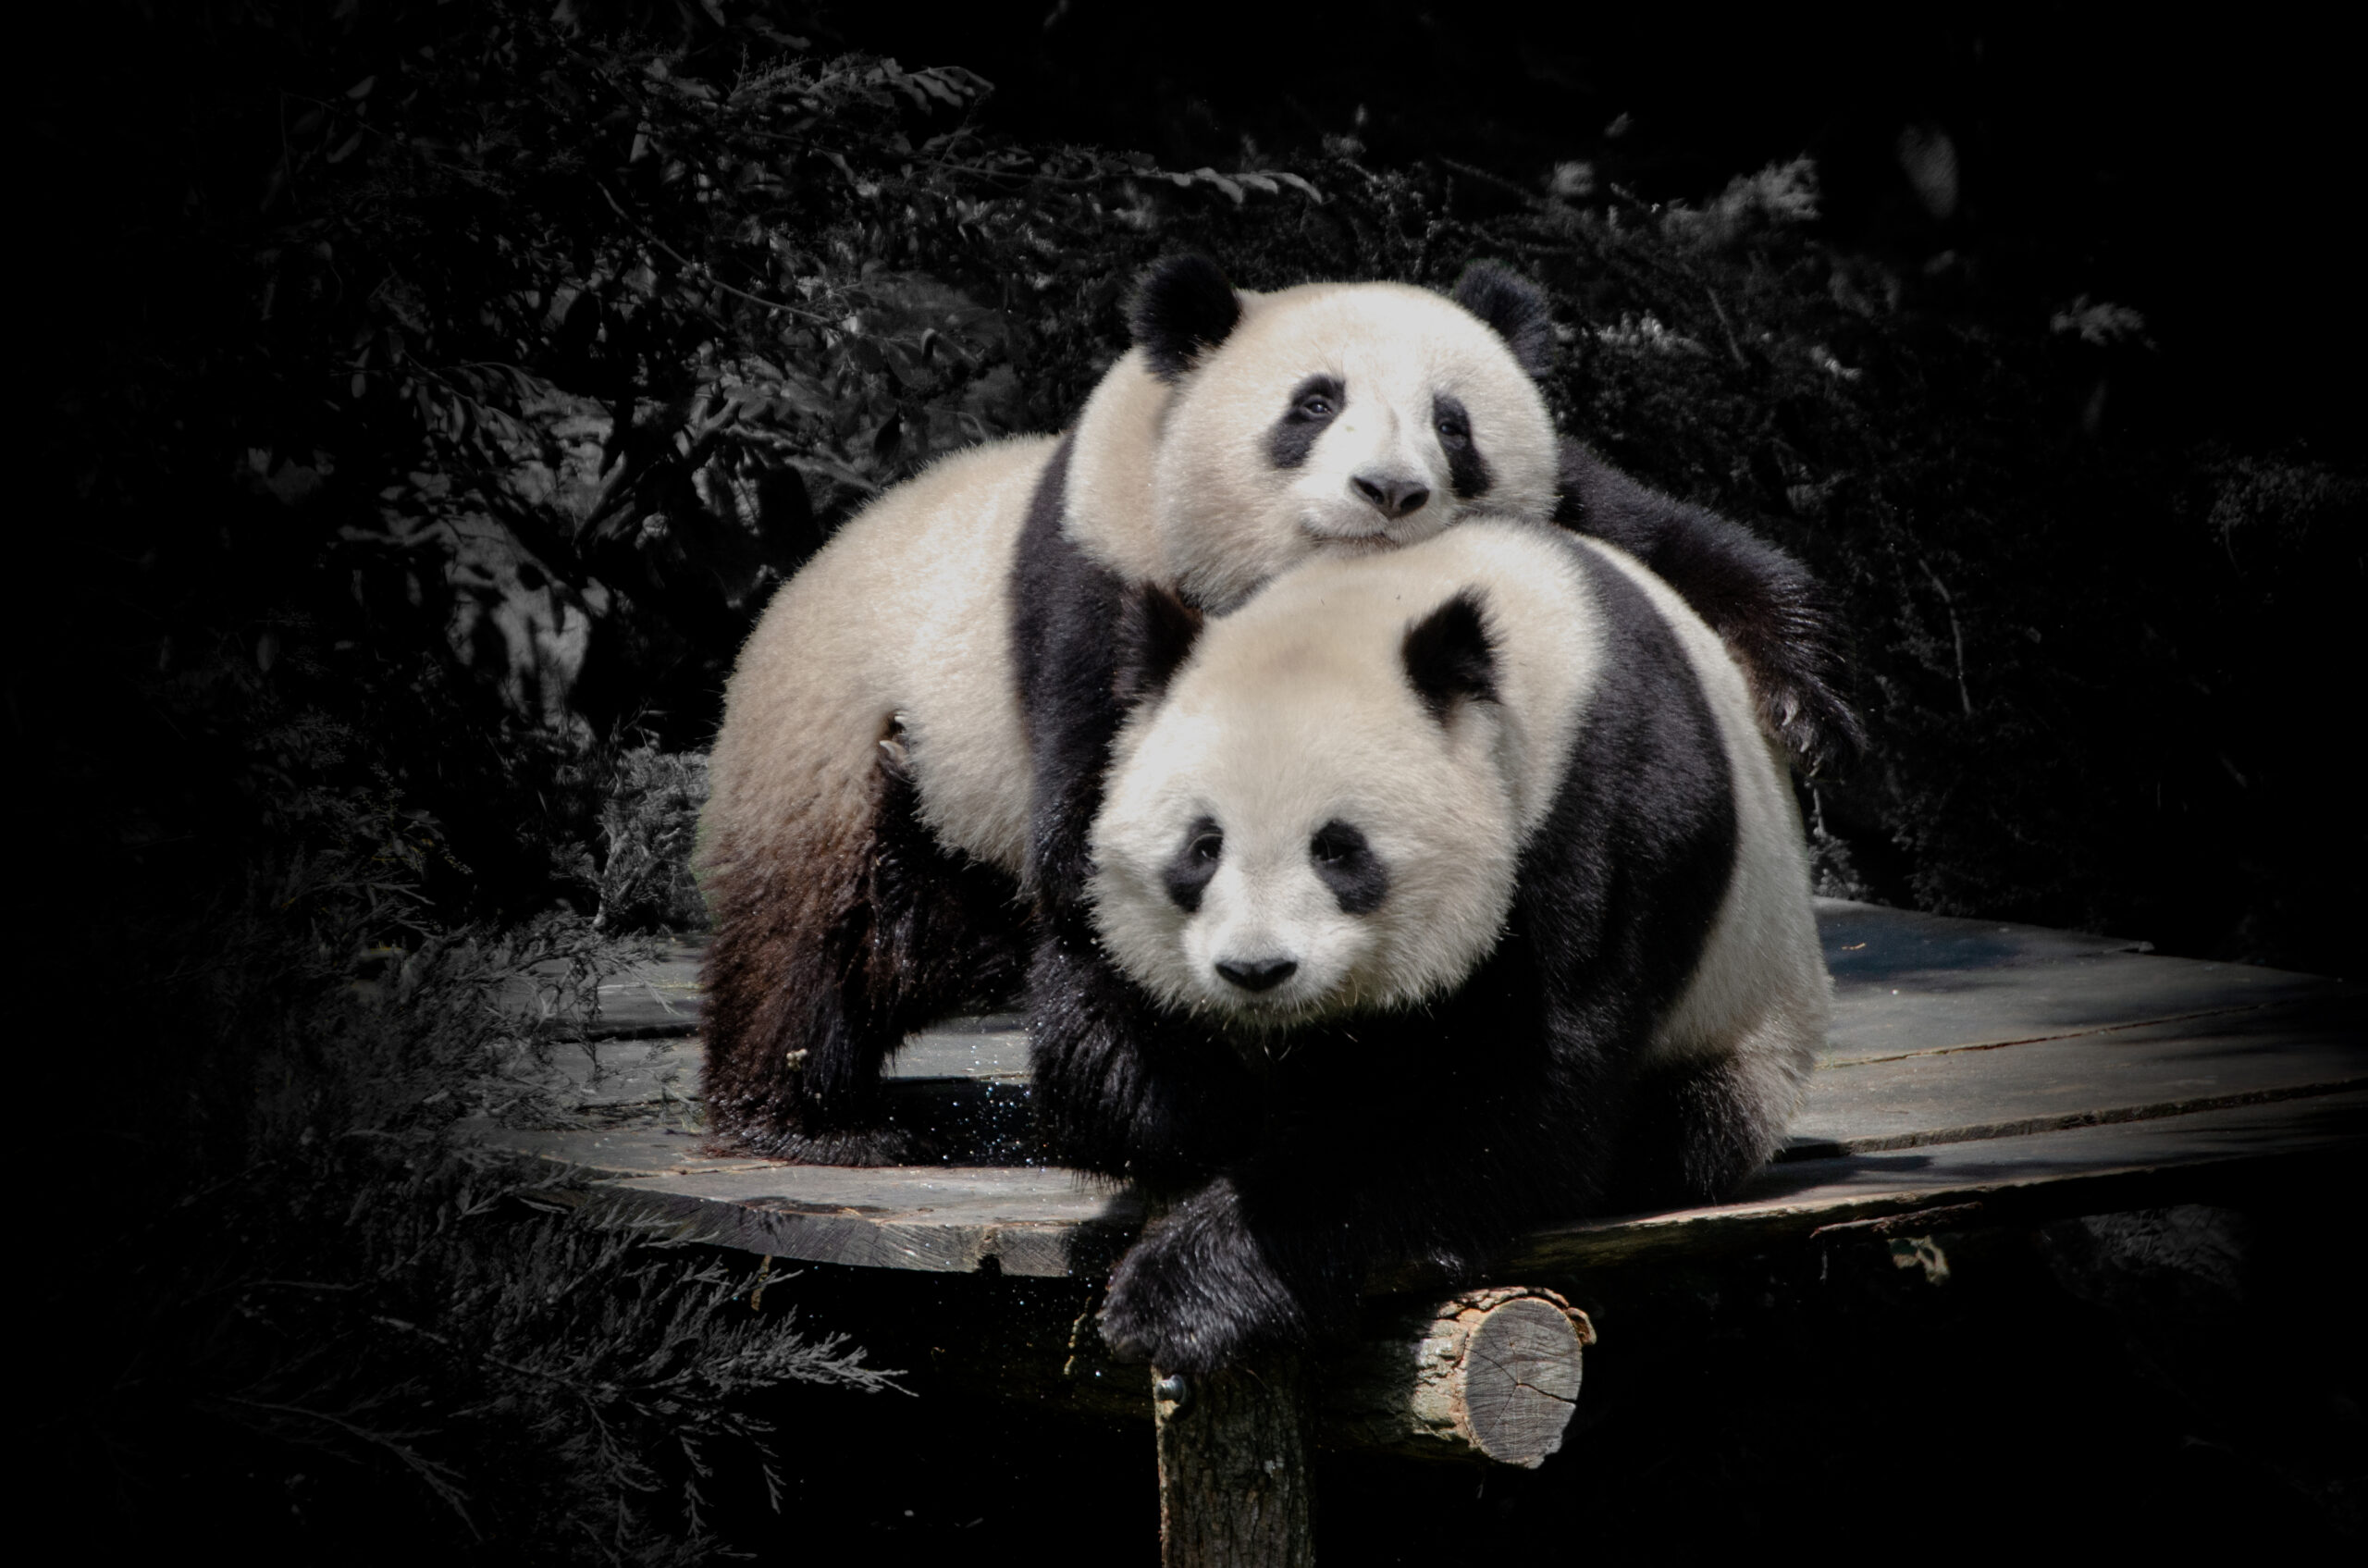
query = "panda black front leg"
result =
(1096, 993, 1615, 1375)
(1026, 910, 1260, 1186)
(1099, 1176, 1316, 1376)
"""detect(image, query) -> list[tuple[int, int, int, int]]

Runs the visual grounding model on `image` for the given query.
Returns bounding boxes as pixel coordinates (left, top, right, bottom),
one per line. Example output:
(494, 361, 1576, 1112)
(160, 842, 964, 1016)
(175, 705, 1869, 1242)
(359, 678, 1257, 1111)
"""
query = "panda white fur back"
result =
(708, 437, 1049, 878)
(1044, 519, 1830, 1372)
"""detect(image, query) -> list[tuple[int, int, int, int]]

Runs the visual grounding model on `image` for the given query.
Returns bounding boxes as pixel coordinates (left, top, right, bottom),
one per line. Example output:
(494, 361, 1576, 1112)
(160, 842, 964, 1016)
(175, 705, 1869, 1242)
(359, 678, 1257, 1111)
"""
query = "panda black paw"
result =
(1753, 657, 1868, 776)
(1098, 1180, 1305, 1375)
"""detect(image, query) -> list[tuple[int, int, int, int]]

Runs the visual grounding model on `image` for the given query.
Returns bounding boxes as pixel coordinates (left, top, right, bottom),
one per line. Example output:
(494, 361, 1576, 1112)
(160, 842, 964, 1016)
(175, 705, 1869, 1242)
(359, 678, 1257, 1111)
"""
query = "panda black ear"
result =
(1450, 262, 1556, 379)
(1115, 581, 1206, 709)
(1130, 255, 1243, 382)
(1402, 590, 1499, 723)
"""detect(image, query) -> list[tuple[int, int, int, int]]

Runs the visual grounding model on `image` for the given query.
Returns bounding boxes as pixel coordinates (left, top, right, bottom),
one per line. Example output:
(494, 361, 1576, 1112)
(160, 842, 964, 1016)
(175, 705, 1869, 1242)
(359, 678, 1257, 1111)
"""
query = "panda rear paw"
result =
(1758, 661, 1867, 775)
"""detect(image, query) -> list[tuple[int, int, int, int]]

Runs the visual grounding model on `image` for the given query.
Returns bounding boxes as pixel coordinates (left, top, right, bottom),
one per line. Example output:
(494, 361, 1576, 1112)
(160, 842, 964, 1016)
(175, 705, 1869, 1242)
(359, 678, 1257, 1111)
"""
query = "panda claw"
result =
(878, 714, 912, 780)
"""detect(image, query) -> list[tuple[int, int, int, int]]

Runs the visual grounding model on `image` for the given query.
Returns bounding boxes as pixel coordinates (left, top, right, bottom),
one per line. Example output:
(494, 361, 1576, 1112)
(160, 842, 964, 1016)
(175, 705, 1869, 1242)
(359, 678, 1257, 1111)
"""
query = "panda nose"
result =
(1215, 957, 1299, 993)
(1350, 473, 1431, 519)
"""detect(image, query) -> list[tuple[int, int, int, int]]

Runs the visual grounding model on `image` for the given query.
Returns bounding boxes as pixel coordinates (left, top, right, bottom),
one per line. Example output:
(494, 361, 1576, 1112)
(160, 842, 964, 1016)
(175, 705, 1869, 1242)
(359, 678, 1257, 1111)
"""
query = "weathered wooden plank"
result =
(469, 902, 2363, 1285)
(484, 1123, 771, 1177)
(1815, 896, 2145, 969)
(1790, 993, 2367, 1153)
(489, 1032, 1034, 1155)
(526, 1039, 704, 1107)
(891, 1015, 1030, 1076)
(1507, 1088, 2368, 1276)
(1823, 948, 2344, 1064)
(585, 957, 704, 1036)
(587, 1161, 1141, 1277)
(488, 938, 708, 1039)
(508, 906, 2347, 1089)
(496, 993, 2362, 1177)
(487, 1087, 2366, 1286)
(502, 1036, 1030, 1092)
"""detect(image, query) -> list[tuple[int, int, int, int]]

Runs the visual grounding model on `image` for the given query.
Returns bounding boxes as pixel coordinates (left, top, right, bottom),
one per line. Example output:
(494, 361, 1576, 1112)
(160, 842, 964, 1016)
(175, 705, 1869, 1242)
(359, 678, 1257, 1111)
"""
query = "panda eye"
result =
(1432, 392, 1474, 450)
(1310, 823, 1357, 864)
(1309, 820, 1388, 914)
(1164, 815, 1226, 913)
(1282, 375, 1345, 424)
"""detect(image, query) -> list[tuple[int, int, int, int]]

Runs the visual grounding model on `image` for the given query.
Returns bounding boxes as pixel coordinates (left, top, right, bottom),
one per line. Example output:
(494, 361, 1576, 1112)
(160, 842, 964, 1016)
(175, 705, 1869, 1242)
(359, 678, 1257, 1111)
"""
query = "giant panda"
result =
(1038, 517, 1831, 1374)
(699, 256, 1850, 1163)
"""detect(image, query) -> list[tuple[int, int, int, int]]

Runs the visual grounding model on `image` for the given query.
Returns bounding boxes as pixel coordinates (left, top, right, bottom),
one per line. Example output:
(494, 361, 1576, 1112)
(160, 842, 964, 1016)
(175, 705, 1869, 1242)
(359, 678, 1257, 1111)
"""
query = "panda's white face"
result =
(1090, 578, 1523, 1028)
(1150, 283, 1559, 613)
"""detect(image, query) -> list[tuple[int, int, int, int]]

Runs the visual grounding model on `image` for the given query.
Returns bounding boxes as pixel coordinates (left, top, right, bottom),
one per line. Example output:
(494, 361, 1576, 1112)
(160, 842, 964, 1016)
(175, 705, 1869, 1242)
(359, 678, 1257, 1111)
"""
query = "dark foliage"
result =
(27, 782, 902, 1558)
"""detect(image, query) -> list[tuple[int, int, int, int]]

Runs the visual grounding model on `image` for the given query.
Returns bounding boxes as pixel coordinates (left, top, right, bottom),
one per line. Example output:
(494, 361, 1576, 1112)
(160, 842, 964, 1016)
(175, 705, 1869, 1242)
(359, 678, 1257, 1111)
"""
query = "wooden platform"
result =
(475, 898, 2363, 1282)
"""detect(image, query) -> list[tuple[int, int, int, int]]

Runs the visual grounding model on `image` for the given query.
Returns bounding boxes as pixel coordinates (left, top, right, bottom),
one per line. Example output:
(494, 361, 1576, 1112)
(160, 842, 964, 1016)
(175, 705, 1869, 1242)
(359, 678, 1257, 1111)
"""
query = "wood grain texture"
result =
(914, 1282, 1597, 1469)
(1789, 993, 2366, 1153)
(1155, 1356, 1314, 1568)
(493, 937, 707, 1040)
(1821, 948, 2343, 1065)
(588, 1163, 1142, 1277)
(1504, 1088, 2368, 1275)
(1323, 1289, 1594, 1466)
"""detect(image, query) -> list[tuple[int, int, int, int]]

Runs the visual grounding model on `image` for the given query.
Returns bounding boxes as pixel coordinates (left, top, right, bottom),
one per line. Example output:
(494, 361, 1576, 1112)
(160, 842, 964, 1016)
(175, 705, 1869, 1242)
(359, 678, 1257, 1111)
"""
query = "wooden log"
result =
(1320, 1287, 1596, 1467)
(1050, 1287, 1596, 1468)
(1154, 1355, 1314, 1568)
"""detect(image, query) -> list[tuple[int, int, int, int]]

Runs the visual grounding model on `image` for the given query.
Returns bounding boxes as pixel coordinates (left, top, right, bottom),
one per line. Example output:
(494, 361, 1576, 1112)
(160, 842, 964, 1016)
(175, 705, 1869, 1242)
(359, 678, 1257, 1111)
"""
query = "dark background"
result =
(27, 3, 2362, 1559)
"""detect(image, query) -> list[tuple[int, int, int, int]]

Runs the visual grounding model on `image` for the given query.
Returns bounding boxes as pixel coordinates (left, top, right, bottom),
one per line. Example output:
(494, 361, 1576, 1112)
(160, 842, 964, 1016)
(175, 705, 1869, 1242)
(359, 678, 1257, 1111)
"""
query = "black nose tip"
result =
(1350, 474, 1430, 519)
(1215, 957, 1299, 993)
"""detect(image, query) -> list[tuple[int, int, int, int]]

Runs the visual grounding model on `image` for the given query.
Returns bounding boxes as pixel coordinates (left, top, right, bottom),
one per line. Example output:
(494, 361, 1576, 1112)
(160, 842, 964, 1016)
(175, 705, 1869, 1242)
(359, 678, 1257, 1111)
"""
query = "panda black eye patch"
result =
(1309, 820, 1389, 914)
(1433, 393, 1494, 500)
(1267, 375, 1346, 470)
(1164, 816, 1224, 913)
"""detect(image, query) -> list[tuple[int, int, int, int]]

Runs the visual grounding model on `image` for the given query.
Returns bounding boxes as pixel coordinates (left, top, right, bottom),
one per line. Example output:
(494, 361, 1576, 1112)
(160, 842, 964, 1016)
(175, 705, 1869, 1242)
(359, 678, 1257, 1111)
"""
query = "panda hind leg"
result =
(793, 749, 1030, 1161)
(863, 742, 1032, 1051)
(700, 747, 1027, 1166)
(1609, 1046, 1807, 1211)
(698, 809, 906, 1164)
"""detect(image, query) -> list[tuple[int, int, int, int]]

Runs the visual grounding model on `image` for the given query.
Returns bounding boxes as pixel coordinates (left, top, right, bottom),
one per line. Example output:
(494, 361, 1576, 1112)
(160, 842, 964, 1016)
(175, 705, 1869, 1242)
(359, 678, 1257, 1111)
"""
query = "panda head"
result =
(1089, 573, 1521, 1028)
(1132, 256, 1560, 613)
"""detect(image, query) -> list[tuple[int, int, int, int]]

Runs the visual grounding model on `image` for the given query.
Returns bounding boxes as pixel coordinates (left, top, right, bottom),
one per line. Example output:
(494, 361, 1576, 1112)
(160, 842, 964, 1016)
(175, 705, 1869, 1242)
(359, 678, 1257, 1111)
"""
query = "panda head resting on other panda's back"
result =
(1088, 565, 1525, 1030)
(1132, 258, 1561, 613)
